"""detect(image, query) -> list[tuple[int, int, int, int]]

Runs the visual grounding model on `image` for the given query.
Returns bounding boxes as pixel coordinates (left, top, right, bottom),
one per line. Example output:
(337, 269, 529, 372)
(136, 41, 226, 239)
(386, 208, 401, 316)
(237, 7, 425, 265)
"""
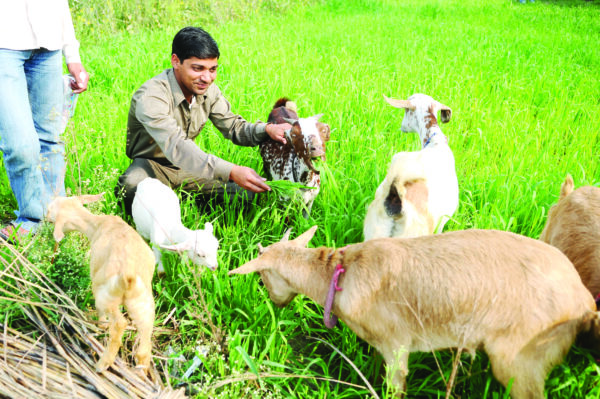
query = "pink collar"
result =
(323, 246, 348, 328)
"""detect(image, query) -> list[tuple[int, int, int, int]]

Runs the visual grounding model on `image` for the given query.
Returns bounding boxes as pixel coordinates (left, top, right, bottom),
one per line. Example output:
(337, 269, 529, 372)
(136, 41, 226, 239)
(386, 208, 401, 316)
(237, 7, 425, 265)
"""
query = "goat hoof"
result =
(95, 358, 112, 373)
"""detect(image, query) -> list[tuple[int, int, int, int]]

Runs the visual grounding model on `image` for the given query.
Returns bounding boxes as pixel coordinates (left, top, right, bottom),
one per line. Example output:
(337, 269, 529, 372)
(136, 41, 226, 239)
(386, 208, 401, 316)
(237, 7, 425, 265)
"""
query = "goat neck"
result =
(275, 246, 345, 308)
(59, 205, 105, 240)
(165, 222, 192, 244)
(412, 104, 448, 149)
(420, 126, 448, 149)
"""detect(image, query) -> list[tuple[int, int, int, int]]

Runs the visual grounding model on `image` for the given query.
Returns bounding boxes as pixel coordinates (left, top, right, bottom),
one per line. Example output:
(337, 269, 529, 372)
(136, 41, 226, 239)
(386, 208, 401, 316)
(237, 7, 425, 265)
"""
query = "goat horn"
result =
(257, 243, 265, 255)
(384, 95, 415, 111)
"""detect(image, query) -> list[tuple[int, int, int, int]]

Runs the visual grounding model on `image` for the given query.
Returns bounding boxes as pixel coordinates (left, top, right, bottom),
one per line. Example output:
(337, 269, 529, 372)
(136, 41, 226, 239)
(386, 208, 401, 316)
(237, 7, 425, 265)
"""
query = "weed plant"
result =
(1, 0, 599, 397)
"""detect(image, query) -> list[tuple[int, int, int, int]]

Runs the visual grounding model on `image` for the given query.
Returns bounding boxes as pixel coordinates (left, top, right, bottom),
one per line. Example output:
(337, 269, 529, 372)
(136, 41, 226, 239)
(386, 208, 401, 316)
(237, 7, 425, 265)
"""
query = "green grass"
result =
(2, 0, 600, 397)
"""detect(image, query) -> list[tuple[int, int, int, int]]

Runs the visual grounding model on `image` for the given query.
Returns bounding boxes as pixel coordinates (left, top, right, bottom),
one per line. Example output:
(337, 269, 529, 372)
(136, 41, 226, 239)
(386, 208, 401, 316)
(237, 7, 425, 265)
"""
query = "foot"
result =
(0, 224, 31, 245)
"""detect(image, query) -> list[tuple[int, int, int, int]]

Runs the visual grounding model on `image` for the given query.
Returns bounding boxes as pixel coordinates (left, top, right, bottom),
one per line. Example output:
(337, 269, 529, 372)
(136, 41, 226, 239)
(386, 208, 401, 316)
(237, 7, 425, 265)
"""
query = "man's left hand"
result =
(66, 62, 90, 94)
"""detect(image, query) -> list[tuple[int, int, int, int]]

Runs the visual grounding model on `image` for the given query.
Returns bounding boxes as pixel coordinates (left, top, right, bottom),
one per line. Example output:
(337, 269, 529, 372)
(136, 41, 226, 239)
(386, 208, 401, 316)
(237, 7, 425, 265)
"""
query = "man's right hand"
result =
(229, 165, 271, 193)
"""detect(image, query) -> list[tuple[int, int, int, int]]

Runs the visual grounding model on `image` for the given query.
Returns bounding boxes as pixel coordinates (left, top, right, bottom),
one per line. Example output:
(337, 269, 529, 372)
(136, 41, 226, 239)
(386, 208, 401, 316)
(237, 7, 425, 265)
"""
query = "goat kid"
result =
(260, 98, 330, 216)
(540, 174, 600, 299)
(229, 226, 597, 398)
(363, 93, 458, 240)
(132, 177, 219, 275)
(46, 194, 155, 374)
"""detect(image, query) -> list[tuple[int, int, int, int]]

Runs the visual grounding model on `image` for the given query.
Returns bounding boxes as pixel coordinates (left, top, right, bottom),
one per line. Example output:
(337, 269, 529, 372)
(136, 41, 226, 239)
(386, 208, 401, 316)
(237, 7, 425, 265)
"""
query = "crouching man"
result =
(116, 26, 290, 214)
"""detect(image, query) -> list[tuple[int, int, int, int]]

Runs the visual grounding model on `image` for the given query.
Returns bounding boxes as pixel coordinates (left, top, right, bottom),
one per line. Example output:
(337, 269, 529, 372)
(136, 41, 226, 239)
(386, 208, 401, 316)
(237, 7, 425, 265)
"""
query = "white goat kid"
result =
(363, 93, 458, 240)
(132, 177, 219, 274)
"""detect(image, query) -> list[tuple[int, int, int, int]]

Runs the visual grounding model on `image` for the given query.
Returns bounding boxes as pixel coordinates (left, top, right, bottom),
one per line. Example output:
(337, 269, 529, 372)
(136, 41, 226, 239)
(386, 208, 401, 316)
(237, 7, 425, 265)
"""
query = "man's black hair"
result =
(172, 27, 220, 62)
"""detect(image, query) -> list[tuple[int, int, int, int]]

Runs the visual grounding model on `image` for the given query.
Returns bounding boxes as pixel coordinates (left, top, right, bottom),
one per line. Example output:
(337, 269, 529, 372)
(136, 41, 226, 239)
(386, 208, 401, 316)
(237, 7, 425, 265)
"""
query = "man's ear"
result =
(171, 54, 181, 69)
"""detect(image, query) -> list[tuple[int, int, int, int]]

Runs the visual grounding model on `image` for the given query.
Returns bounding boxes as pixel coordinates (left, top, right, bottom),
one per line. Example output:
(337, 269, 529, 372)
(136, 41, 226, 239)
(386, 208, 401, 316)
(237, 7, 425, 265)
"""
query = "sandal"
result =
(0, 224, 31, 245)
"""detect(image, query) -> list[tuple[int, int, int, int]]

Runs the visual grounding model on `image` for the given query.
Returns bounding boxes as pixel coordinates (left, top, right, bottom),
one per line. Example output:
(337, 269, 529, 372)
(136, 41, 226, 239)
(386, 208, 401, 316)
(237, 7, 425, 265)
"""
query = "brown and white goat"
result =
(260, 98, 330, 216)
(46, 194, 155, 374)
(363, 94, 458, 240)
(230, 226, 597, 398)
(540, 174, 600, 299)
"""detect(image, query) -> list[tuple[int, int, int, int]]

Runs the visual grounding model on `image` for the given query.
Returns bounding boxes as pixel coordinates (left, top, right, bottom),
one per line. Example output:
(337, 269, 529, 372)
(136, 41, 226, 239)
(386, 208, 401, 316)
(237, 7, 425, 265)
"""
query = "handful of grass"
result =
(265, 179, 316, 197)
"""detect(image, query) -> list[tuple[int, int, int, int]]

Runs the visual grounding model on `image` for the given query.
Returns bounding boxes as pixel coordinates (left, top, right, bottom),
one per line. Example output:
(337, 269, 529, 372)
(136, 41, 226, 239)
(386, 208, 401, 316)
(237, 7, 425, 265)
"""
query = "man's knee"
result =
(115, 160, 157, 214)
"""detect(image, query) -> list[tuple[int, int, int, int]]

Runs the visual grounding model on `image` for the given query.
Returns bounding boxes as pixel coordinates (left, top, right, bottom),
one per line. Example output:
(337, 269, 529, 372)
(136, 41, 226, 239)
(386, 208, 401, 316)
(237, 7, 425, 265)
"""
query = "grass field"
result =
(1, 0, 600, 397)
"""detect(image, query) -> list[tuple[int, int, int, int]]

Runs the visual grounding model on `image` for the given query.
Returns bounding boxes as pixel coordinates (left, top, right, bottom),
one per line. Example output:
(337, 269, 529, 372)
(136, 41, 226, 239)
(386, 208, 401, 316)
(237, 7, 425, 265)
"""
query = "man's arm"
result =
(134, 89, 235, 183)
(208, 86, 289, 146)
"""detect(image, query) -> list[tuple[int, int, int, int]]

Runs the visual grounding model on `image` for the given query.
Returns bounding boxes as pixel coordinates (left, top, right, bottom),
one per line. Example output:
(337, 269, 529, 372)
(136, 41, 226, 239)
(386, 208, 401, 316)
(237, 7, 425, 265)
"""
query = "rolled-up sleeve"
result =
(136, 91, 234, 182)
(61, 0, 80, 64)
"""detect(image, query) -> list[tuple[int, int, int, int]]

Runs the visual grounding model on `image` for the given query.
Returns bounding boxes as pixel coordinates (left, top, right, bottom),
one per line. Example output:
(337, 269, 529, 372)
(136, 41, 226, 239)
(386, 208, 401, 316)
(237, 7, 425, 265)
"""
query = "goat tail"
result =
(273, 97, 297, 113)
(109, 272, 137, 296)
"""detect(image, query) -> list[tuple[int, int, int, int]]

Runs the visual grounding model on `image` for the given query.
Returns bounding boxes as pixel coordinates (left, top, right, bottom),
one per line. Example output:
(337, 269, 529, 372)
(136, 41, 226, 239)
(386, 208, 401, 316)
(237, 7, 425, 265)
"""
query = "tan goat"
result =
(46, 194, 156, 374)
(229, 226, 597, 398)
(540, 174, 600, 299)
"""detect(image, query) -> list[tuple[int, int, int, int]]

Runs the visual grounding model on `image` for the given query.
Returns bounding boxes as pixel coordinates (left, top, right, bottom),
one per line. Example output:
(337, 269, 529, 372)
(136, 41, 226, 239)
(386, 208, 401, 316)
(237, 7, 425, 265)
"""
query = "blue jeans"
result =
(0, 49, 65, 231)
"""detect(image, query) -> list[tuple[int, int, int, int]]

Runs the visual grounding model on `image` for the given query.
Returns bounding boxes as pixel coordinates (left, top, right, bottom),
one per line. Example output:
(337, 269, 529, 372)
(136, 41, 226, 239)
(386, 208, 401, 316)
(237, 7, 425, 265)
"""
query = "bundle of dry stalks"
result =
(0, 239, 186, 399)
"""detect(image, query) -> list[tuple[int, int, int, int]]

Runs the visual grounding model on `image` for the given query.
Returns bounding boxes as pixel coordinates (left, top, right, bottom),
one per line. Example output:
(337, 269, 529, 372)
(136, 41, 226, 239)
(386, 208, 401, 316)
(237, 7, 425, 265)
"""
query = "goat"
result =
(363, 93, 458, 240)
(229, 226, 598, 398)
(131, 177, 219, 275)
(46, 193, 155, 374)
(540, 174, 600, 299)
(259, 98, 330, 216)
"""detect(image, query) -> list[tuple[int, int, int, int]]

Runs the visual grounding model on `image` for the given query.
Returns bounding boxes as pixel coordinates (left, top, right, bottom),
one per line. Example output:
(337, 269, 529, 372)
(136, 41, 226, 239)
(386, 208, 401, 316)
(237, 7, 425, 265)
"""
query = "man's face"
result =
(171, 55, 218, 99)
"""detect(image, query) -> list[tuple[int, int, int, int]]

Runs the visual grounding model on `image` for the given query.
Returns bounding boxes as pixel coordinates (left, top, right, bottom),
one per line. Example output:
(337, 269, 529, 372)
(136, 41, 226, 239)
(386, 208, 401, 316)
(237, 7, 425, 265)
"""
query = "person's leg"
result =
(0, 49, 58, 233)
(116, 158, 175, 215)
(28, 49, 66, 205)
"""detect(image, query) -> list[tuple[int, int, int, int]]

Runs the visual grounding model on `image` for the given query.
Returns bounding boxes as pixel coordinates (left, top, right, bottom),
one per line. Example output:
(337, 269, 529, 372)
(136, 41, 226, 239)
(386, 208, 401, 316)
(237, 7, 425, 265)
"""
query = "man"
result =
(116, 26, 290, 214)
(0, 0, 89, 242)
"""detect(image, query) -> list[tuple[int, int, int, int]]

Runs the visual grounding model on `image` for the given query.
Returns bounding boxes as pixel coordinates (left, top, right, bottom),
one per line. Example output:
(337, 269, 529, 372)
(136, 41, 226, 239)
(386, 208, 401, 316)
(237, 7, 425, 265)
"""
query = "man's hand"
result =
(230, 165, 271, 193)
(266, 123, 292, 145)
(66, 62, 90, 94)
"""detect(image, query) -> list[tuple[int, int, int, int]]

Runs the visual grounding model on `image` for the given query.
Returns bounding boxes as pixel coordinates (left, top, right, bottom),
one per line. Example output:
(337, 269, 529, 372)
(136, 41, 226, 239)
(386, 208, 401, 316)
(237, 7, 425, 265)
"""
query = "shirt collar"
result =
(166, 68, 206, 107)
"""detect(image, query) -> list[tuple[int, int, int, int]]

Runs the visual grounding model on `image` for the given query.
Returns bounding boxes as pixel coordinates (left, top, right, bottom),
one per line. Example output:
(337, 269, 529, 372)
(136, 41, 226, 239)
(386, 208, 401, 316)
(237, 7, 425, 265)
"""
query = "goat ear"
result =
(78, 192, 105, 205)
(204, 222, 213, 234)
(281, 228, 293, 242)
(435, 102, 452, 123)
(560, 174, 575, 200)
(228, 258, 267, 275)
(384, 95, 415, 111)
(311, 113, 324, 121)
(292, 225, 318, 248)
(283, 117, 298, 125)
(160, 242, 193, 253)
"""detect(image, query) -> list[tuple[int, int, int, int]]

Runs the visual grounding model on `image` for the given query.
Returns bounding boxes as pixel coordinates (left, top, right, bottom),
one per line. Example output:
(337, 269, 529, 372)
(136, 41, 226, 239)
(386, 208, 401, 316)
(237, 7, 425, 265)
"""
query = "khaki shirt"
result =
(126, 69, 269, 183)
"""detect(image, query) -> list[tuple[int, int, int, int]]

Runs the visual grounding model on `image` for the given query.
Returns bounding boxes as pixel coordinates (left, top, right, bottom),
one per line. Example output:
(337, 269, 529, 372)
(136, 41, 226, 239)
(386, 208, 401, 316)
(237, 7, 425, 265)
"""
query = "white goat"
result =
(46, 194, 155, 374)
(230, 226, 598, 398)
(132, 177, 219, 274)
(363, 93, 458, 240)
